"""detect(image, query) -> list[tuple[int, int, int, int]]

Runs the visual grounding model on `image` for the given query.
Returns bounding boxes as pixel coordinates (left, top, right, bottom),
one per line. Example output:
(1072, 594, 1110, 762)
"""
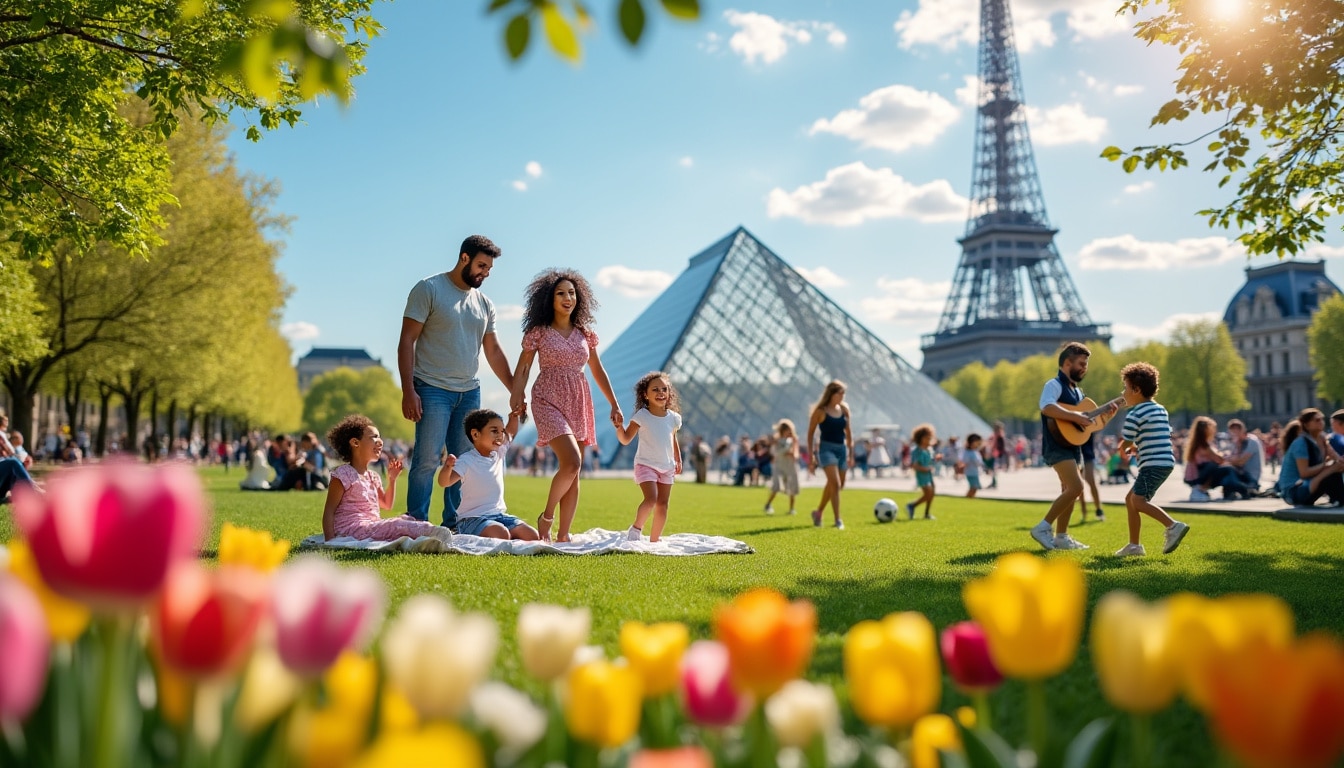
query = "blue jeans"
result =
(406, 380, 480, 527)
(0, 457, 34, 500)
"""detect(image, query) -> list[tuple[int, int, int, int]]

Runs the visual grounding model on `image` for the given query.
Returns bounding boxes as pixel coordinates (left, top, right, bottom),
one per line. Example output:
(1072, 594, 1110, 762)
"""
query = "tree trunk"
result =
(149, 389, 159, 447)
(167, 399, 178, 443)
(186, 405, 199, 447)
(63, 370, 84, 435)
(96, 384, 112, 457)
(123, 392, 143, 456)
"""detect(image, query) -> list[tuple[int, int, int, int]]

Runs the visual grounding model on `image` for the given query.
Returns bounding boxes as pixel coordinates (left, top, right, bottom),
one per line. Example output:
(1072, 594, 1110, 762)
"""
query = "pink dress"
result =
(330, 464, 444, 540)
(525, 325, 598, 446)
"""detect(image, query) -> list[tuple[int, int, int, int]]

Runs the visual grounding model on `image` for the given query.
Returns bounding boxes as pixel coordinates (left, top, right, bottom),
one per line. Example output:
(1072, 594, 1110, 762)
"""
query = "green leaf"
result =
(541, 3, 580, 60)
(660, 0, 700, 20)
(957, 725, 1018, 768)
(1062, 718, 1117, 768)
(940, 749, 973, 768)
(245, 0, 296, 22)
(1100, 145, 1123, 161)
(1122, 155, 1140, 173)
(27, 12, 48, 32)
(505, 12, 530, 59)
(487, 0, 514, 11)
(618, 0, 645, 45)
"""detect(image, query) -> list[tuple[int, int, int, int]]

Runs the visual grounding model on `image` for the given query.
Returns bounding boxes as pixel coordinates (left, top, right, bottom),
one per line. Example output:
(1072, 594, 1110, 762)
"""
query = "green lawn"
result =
(3, 466, 1342, 763)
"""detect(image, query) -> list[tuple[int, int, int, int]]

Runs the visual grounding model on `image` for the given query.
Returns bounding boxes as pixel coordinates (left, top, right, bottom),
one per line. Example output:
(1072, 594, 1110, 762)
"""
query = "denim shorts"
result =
(1042, 439, 1083, 467)
(966, 473, 981, 490)
(1131, 465, 1172, 501)
(455, 512, 525, 536)
(817, 441, 847, 468)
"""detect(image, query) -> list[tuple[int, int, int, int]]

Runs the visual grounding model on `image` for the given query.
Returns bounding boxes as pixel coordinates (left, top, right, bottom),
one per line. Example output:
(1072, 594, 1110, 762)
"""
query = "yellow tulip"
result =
(1166, 592, 1294, 711)
(844, 612, 941, 729)
(912, 714, 962, 768)
(620, 621, 690, 697)
(290, 653, 418, 768)
(218, 523, 290, 572)
(353, 724, 485, 768)
(234, 645, 303, 734)
(962, 553, 1085, 680)
(565, 660, 643, 748)
(5, 540, 90, 642)
(1090, 591, 1179, 714)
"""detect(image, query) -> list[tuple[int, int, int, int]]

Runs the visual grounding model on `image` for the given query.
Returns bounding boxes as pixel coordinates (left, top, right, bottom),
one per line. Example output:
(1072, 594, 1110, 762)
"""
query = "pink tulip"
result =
(940, 621, 1003, 692)
(12, 461, 206, 608)
(0, 575, 51, 724)
(679, 640, 753, 727)
(271, 555, 385, 676)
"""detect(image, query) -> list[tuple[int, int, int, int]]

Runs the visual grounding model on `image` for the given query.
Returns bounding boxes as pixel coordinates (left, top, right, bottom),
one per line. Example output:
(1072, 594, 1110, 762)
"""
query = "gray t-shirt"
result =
(1236, 433, 1264, 485)
(404, 273, 496, 392)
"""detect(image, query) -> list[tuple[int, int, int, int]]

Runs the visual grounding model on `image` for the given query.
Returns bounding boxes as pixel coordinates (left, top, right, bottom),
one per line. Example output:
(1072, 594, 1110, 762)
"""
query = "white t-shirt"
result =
(632, 408, 682, 471)
(456, 438, 510, 519)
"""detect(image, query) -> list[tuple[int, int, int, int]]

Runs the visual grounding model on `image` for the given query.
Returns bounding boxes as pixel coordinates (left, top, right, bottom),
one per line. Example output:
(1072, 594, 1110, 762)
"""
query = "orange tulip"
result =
(152, 563, 268, 677)
(1206, 632, 1344, 768)
(1166, 592, 1294, 711)
(713, 588, 816, 698)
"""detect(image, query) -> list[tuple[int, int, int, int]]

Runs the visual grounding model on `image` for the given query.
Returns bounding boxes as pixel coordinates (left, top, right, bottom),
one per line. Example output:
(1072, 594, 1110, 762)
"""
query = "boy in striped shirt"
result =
(1116, 362, 1190, 557)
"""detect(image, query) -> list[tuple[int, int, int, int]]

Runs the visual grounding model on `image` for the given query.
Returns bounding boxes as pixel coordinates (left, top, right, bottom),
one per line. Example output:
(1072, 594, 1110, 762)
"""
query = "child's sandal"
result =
(537, 513, 554, 541)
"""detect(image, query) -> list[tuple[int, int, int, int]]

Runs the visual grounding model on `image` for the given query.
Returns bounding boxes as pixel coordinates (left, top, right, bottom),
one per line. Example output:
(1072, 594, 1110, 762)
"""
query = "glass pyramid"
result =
(590, 227, 991, 467)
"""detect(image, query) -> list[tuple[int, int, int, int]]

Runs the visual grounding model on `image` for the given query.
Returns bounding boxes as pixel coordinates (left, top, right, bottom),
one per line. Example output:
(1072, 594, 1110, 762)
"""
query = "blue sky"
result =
(225, 0, 1344, 414)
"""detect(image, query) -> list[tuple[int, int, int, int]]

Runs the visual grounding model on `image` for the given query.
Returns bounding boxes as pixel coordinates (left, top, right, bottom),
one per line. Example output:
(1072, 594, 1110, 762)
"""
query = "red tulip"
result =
(940, 621, 1003, 692)
(271, 555, 384, 677)
(0, 575, 50, 724)
(12, 461, 206, 608)
(152, 563, 268, 677)
(679, 640, 753, 727)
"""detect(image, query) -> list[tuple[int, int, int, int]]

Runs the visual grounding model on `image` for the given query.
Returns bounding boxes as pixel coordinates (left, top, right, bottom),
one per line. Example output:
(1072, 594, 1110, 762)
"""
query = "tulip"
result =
(911, 714, 962, 768)
(469, 682, 547, 759)
(679, 640, 753, 727)
(962, 553, 1085, 680)
(0, 575, 50, 724)
(218, 523, 290, 572)
(845, 612, 942, 730)
(764, 679, 840, 750)
(5, 539, 90, 642)
(271, 555, 384, 676)
(352, 723, 486, 768)
(1090, 591, 1179, 715)
(1166, 592, 1294, 712)
(940, 621, 1002, 692)
(517, 603, 591, 682)
(12, 461, 206, 608)
(630, 746, 715, 768)
(290, 652, 419, 768)
(621, 621, 690, 697)
(713, 588, 816, 698)
(381, 595, 498, 720)
(1206, 632, 1344, 768)
(565, 659, 643, 748)
(152, 563, 268, 677)
(234, 644, 303, 733)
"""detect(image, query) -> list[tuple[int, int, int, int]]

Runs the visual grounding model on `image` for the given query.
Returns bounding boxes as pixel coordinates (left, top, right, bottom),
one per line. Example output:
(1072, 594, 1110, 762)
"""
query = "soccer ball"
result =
(873, 498, 898, 523)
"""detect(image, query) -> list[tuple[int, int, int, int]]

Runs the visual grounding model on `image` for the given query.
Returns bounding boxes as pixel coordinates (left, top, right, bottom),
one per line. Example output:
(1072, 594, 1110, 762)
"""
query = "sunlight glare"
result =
(1208, 0, 1243, 21)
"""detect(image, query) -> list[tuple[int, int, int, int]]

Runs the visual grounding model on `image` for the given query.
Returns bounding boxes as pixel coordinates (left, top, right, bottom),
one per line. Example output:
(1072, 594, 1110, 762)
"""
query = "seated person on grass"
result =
(1183, 416, 1252, 501)
(438, 408, 539, 541)
(1225, 419, 1265, 493)
(1276, 408, 1344, 507)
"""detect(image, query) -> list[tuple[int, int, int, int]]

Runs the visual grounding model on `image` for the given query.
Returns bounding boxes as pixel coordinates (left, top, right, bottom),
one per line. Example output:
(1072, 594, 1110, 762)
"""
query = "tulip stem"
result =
(1026, 681, 1049, 762)
(972, 691, 993, 731)
(1130, 713, 1152, 768)
(93, 618, 128, 768)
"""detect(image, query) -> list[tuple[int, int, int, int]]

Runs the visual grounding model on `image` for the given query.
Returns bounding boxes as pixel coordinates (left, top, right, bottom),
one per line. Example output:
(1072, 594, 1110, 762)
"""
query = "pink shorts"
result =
(633, 463, 676, 485)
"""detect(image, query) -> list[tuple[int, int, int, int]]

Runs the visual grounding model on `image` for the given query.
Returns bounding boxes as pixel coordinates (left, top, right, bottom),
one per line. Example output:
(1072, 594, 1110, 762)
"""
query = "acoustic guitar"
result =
(1046, 396, 1127, 447)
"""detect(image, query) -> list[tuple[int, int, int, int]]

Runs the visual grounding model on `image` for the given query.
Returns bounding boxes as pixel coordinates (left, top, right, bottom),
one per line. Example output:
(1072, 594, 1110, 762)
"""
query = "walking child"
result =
(963, 433, 985, 498)
(438, 408, 539, 540)
(322, 415, 453, 545)
(764, 419, 801, 515)
(1115, 362, 1190, 557)
(907, 424, 936, 519)
(615, 372, 682, 542)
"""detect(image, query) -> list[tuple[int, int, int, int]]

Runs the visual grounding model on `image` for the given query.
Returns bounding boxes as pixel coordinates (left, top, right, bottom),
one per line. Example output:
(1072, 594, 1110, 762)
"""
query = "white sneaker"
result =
(787, 508, 797, 516)
(764, 505, 775, 515)
(1162, 521, 1190, 554)
(1189, 488, 1211, 502)
(1114, 542, 1146, 557)
(1053, 534, 1090, 550)
(625, 526, 643, 542)
(1030, 521, 1055, 550)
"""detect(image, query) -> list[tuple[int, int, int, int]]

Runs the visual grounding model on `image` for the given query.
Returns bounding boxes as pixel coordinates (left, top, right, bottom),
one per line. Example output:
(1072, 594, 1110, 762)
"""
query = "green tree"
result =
(1162, 318, 1249, 417)
(940, 361, 992, 421)
(302, 366, 410, 442)
(488, 0, 699, 61)
(0, 256, 47, 367)
(1308, 293, 1344, 403)
(1104, 1, 1344, 256)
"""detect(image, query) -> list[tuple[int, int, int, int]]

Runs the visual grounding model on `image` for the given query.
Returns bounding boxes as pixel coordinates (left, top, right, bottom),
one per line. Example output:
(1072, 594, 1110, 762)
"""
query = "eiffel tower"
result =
(920, 0, 1109, 381)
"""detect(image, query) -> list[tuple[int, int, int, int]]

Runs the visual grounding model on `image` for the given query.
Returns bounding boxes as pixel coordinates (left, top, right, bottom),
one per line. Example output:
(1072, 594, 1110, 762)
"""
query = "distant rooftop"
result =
(298, 347, 379, 362)
(1224, 260, 1341, 326)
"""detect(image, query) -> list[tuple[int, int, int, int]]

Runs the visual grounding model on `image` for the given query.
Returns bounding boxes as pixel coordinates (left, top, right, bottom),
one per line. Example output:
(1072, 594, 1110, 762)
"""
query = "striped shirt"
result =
(1121, 400, 1174, 468)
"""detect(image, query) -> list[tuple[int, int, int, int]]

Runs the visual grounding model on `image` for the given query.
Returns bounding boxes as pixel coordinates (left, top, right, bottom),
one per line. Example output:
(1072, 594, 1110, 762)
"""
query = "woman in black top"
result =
(807, 380, 854, 529)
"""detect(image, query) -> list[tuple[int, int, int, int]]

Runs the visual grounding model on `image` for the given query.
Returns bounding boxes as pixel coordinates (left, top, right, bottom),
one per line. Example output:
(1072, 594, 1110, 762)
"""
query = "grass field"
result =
(3, 466, 1342, 763)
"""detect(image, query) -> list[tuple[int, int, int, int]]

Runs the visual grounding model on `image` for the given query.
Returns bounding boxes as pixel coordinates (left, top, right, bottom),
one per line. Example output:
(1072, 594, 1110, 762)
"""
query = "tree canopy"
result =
(1309, 293, 1344, 403)
(1104, 0, 1344, 256)
(302, 366, 410, 442)
(488, 0, 699, 62)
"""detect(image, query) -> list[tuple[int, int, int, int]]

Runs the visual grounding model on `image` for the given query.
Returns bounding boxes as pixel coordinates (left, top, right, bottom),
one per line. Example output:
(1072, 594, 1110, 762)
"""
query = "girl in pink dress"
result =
(509, 269, 623, 542)
(322, 414, 454, 544)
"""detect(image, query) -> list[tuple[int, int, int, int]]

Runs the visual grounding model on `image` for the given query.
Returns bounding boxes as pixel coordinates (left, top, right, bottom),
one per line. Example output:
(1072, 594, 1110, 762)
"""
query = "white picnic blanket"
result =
(299, 528, 754, 556)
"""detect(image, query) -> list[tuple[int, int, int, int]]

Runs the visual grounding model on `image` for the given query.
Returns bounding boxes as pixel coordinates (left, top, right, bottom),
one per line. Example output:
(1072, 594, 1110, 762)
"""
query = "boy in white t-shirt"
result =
(615, 372, 682, 542)
(438, 409, 540, 540)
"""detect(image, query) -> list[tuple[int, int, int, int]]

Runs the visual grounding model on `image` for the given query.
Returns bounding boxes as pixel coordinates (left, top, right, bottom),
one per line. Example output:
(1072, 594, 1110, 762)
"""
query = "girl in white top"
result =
(615, 372, 682, 542)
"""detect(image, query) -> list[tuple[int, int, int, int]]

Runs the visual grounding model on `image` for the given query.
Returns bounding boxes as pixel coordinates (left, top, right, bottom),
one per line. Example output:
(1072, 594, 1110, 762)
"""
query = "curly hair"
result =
(327, 414, 374, 463)
(911, 423, 935, 446)
(633, 371, 679, 413)
(464, 409, 503, 440)
(521, 268, 599, 334)
(1120, 361, 1160, 399)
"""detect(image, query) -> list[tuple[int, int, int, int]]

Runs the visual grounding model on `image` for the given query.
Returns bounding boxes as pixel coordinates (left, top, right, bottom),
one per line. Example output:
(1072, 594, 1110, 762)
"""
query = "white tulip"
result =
(382, 595, 499, 720)
(234, 643, 303, 733)
(765, 680, 841, 749)
(517, 603, 591, 682)
(469, 682, 548, 758)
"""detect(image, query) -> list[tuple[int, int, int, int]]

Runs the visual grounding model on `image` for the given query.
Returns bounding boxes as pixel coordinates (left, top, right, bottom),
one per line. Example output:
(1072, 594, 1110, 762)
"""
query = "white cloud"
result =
(722, 10, 845, 64)
(1025, 103, 1106, 145)
(496, 304, 525, 321)
(1081, 72, 1143, 97)
(894, 0, 1127, 52)
(525, 161, 543, 178)
(809, 85, 960, 154)
(1304, 244, 1344, 259)
(700, 31, 721, 54)
(859, 277, 952, 324)
(954, 75, 982, 107)
(595, 265, 675, 298)
(1111, 312, 1222, 348)
(679, 156, 694, 168)
(1077, 234, 1245, 270)
(281, 321, 320, 341)
(1123, 180, 1154, 194)
(793, 266, 848, 289)
(766, 162, 968, 226)
(511, 180, 527, 192)
(1113, 84, 1144, 97)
